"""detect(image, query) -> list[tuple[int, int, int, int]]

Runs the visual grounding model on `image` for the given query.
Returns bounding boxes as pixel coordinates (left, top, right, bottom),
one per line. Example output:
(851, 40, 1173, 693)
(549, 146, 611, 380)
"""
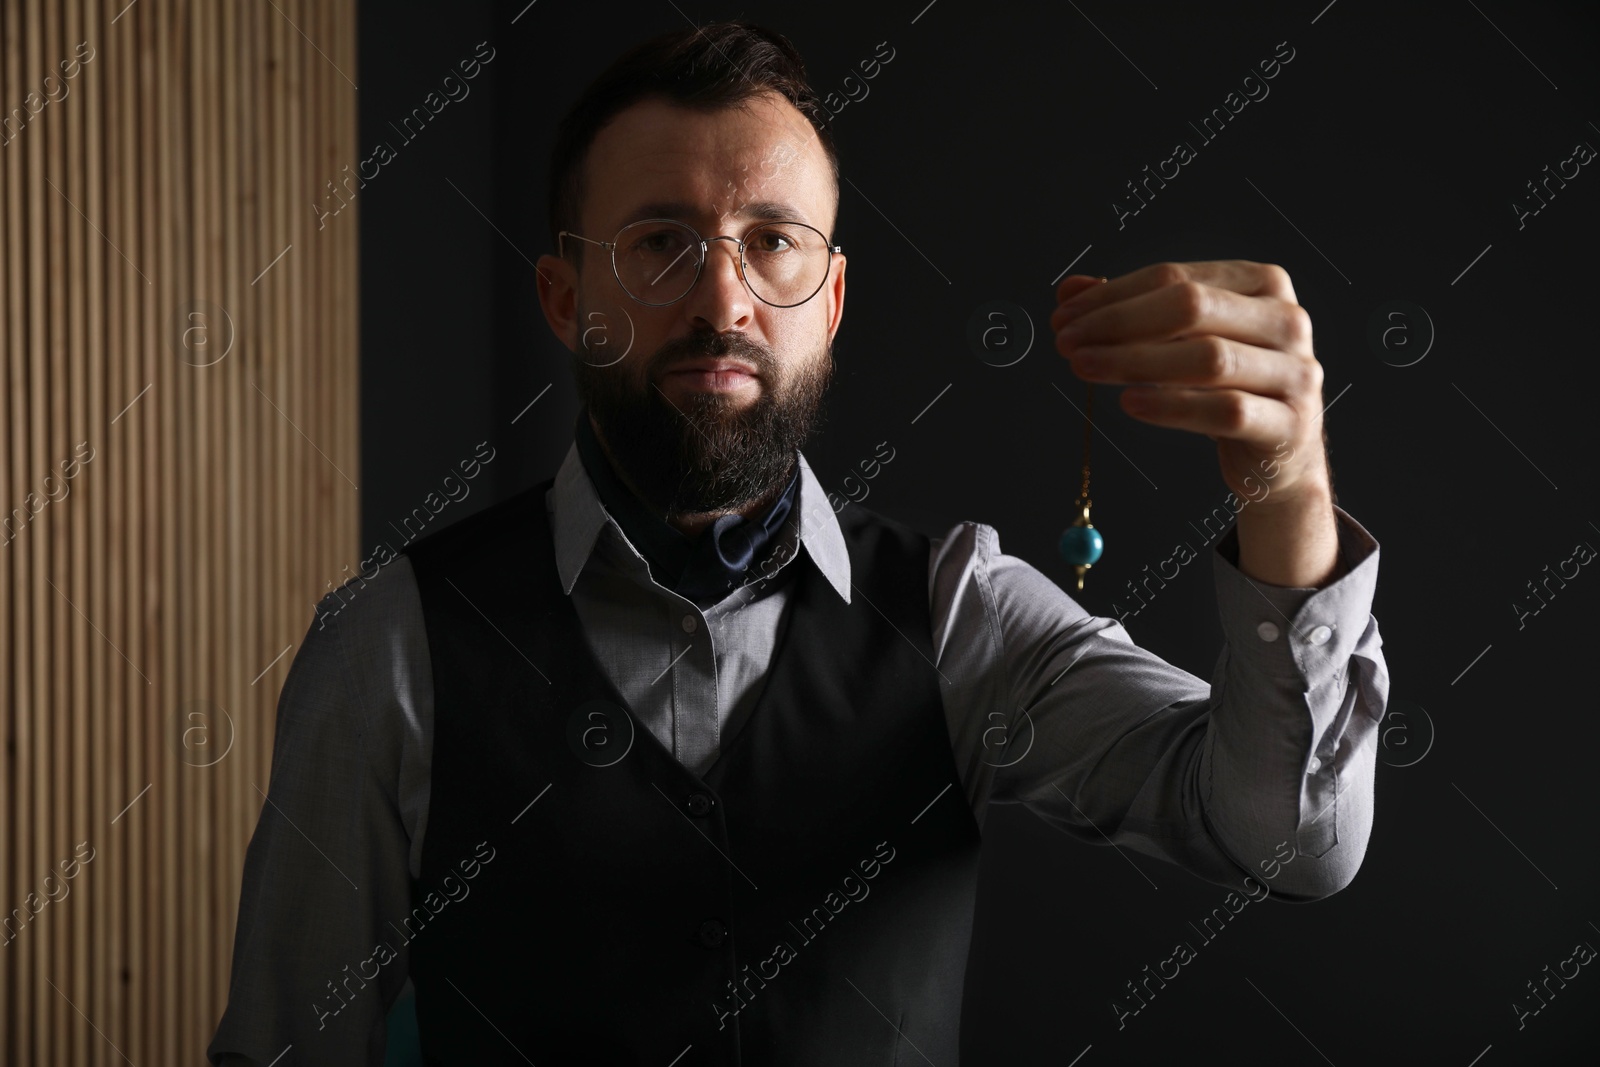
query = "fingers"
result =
(1065, 335, 1323, 400)
(1055, 283, 1311, 355)
(1055, 261, 1296, 322)
(1119, 385, 1299, 447)
(1054, 273, 1106, 305)
(1049, 261, 1319, 453)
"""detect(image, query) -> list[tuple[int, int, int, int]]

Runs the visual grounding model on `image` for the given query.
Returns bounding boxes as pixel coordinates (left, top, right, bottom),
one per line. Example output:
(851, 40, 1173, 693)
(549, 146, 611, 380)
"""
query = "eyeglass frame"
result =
(557, 217, 843, 309)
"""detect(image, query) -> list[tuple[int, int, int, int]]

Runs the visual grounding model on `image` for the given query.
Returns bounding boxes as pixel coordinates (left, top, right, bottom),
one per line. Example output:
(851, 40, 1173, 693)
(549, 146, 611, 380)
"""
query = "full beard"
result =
(572, 322, 834, 519)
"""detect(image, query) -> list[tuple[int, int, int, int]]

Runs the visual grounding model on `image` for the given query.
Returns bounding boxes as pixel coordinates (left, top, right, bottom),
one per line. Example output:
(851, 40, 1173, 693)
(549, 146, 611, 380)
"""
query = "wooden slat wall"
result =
(1, 0, 360, 1062)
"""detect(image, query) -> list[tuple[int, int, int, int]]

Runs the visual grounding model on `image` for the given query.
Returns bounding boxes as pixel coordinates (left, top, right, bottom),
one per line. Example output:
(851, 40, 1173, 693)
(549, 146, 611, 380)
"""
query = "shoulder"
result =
(402, 479, 552, 570)
(309, 548, 427, 652)
(834, 499, 936, 560)
(927, 518, 1096, 637)
(279, 553, 430, 780)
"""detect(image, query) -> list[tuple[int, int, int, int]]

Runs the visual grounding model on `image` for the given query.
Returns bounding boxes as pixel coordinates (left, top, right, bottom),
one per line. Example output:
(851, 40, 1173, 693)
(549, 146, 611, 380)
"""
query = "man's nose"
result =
(685, 235, 755, 327)
(701, 235, 747, 287)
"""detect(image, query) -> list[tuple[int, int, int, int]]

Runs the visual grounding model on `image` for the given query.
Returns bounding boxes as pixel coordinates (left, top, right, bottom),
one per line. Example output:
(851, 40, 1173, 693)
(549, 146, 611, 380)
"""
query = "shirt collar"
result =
(549, 413, 851, 605)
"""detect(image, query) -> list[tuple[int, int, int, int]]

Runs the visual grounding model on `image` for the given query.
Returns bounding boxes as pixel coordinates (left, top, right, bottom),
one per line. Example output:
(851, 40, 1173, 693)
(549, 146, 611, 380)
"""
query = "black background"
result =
(357, 1, 1599, 1062)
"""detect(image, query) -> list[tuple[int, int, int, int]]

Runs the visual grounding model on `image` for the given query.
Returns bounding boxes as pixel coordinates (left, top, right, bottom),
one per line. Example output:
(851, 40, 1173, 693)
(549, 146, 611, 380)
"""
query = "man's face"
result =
(537, 92, 846, 520)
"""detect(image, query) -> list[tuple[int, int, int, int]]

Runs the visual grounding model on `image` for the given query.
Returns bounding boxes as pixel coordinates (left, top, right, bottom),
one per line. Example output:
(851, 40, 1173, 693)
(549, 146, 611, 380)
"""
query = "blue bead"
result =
(1059, 525, 1103, 566)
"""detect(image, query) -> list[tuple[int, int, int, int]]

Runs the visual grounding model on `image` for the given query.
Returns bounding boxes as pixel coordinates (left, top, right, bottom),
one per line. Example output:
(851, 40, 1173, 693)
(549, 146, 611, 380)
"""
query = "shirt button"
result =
(1307, 756, 1321, 773)
(697, 919, 727, 948)
(681, 614, 698, 633)
(685, 792, 715, 817)
(1307, 624, 1333, 645)
(1256, 621, 1280, 642)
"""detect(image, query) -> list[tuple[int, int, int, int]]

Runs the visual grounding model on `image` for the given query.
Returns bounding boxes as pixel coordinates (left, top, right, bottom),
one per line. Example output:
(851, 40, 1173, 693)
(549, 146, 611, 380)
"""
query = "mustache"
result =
(653, 331, 772, 376)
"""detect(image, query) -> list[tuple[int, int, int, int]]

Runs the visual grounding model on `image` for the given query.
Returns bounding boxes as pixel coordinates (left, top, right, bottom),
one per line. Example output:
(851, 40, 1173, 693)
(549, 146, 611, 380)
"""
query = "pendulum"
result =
(1058, 379, 1104, 592)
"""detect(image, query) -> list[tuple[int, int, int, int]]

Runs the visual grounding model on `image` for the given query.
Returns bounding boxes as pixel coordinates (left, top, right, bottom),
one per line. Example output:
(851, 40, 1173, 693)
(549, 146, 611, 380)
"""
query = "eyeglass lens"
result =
(613, 220, 830, 307)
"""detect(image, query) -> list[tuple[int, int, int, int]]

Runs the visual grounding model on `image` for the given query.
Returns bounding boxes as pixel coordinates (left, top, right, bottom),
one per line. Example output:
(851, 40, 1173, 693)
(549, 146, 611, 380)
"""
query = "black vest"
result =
(402, 477, 982, 1066)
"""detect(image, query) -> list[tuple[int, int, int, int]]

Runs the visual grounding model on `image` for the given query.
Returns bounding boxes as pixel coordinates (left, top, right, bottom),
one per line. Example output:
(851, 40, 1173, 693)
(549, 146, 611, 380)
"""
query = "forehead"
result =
(582, 92, 834, 234)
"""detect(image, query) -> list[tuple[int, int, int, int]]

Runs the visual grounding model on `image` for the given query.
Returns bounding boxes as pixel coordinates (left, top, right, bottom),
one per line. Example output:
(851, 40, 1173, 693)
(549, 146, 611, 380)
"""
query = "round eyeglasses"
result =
(559, 218, 842, 309)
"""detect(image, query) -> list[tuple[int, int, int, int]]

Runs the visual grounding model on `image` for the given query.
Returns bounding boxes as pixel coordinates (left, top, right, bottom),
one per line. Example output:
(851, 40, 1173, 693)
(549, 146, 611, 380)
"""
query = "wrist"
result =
(1234, 484, 1340, 588)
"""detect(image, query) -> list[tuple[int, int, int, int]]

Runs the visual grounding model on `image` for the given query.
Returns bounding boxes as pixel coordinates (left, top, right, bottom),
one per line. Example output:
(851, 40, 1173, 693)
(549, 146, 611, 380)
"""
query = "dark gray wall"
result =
(359, 1, 1600, 1061)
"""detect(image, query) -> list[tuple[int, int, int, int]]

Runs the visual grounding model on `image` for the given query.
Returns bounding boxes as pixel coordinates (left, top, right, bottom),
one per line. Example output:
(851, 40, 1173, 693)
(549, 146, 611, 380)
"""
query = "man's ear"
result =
(535, 254, 580, 353)
(824, 252, 846, 346)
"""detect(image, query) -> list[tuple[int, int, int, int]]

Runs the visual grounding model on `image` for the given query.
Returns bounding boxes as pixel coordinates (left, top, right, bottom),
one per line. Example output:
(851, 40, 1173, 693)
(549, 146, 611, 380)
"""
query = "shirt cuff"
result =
(1211, 503, 1380, 685)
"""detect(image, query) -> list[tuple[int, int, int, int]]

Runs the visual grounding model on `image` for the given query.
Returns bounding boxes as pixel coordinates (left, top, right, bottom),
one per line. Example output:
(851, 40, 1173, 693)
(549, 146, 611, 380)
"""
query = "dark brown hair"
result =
(548, 20, 840, 269)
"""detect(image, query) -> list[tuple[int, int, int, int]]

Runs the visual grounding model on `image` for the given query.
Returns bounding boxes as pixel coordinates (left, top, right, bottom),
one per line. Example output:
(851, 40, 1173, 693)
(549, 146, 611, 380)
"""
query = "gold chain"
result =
(1079, 384, 1093, 505)
(1077, 275, 1107, 509)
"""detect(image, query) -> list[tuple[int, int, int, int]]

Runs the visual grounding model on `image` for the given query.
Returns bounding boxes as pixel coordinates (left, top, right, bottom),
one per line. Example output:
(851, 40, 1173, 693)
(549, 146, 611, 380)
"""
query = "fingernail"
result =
(1058, 325, 1084, 346)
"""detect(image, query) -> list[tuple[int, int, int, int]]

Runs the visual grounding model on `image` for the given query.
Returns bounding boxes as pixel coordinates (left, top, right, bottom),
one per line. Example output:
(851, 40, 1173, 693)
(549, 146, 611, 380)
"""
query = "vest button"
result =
(697, 919, 727, 948)
(685, 791, 715, 816)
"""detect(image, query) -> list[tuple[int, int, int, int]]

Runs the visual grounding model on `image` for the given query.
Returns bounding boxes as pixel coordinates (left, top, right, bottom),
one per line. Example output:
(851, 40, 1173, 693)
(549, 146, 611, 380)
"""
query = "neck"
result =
(588, 412, 789, 539)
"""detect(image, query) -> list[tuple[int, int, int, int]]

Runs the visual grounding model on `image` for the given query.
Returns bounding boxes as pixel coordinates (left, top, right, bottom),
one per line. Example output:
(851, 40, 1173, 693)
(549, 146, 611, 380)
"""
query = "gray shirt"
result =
(209, 441, 1388, 1066)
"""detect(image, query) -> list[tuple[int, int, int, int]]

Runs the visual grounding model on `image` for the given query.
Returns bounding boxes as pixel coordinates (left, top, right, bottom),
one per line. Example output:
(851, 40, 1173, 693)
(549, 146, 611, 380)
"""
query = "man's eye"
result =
(639, 232, 682, 253)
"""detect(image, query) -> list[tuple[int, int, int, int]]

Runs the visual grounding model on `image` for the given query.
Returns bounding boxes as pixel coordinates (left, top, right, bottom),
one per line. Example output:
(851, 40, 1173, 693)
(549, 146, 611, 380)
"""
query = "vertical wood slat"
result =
(1, 0, 16, 1053)
(0, 1, 360, 1061)
(27, 0, 46, 1057)
(1, 0, 18, 1045)
(63, 0, 89, 1060)
(120, 2, 149, 1056)
(81, 2, 113, 1054)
